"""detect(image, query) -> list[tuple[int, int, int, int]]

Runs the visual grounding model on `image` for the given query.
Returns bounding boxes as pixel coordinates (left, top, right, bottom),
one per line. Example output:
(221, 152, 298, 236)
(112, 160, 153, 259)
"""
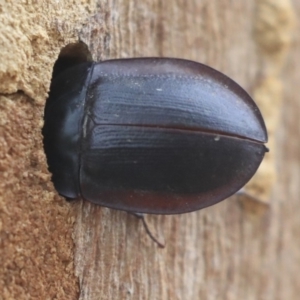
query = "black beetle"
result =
(43, 58, 268, 216)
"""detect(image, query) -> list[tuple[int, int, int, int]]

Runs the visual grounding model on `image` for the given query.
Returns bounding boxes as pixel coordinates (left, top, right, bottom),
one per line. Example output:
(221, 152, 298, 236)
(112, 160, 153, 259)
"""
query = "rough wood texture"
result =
(0, 0, 299, 299)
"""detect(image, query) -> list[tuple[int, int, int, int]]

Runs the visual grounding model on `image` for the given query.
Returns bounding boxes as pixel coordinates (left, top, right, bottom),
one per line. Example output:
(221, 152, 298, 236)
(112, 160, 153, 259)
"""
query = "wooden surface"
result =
(0, 0, 299, 299)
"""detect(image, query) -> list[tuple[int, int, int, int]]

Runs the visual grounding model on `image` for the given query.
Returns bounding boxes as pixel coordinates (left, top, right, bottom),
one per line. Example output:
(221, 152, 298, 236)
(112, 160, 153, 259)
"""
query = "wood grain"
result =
(0, 0, 298, 299)
(73, 0, 298, 299)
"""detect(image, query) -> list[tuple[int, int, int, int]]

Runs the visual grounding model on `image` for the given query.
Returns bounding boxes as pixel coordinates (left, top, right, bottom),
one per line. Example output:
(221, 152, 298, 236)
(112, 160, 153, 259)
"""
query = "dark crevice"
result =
(52, 42, 93, 79)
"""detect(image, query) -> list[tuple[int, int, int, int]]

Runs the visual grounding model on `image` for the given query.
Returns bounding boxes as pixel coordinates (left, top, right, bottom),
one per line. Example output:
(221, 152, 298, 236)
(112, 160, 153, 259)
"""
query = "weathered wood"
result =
(74, 0, 297, 299)
(0, 0, 298, 299)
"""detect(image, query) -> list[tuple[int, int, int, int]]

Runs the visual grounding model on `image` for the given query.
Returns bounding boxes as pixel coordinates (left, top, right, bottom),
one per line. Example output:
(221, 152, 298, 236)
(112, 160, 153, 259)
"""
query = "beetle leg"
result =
(65, 197, 78, 202)
(130, 213, 165, 248)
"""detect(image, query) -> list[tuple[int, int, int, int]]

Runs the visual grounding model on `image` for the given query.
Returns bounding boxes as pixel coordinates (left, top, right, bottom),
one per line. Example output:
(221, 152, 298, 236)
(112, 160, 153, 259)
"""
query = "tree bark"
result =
(0, 0, 298, 299)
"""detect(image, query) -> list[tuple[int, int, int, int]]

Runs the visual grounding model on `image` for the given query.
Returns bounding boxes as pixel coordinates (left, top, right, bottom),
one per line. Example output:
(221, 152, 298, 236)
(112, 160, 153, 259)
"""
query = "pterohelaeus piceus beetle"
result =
(43, 57, 268, 246)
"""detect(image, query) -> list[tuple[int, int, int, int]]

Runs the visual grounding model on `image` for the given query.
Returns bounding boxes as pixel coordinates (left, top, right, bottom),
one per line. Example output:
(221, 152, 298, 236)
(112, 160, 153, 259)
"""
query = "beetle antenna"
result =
(131, 213, 165, 248)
